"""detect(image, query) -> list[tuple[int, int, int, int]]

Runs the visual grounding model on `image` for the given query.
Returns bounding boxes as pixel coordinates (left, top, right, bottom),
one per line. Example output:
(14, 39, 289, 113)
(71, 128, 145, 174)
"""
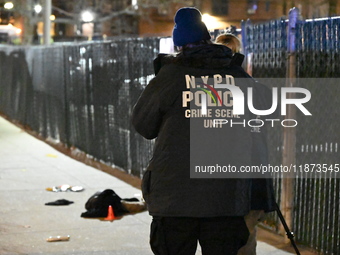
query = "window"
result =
(212, 0, 229, 16)
(247, 0, 259, 14)
(266, 0, 270, 12)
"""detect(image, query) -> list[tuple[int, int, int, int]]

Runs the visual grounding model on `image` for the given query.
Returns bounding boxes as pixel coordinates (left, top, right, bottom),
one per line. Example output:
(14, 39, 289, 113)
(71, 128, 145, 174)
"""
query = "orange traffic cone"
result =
(104, 205, 116, 221)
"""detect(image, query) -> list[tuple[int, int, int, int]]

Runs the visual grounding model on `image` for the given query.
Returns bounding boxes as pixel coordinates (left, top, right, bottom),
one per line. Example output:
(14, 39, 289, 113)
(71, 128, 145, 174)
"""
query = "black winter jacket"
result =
(132, 44, 273, 217)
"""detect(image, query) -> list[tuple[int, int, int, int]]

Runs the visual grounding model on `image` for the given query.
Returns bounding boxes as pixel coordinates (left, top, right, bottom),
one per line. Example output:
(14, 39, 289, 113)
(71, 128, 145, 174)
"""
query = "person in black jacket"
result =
(215, 33, 276, 255)
(132, 7, 270, 255)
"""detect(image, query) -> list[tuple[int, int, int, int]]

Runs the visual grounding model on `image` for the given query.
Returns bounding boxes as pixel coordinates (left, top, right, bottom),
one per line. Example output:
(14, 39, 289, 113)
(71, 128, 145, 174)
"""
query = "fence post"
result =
(241, 19, 253, 76)
(280, 7, 300, 240)
(43, 0, 52, 45)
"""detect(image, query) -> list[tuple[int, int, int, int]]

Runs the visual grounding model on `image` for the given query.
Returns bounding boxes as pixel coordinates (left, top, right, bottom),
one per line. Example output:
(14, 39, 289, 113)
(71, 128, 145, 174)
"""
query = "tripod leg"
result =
(275, 202, 301, 255)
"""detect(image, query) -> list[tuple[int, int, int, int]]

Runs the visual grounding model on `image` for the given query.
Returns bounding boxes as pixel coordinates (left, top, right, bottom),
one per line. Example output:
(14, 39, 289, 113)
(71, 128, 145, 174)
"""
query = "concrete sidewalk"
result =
(0, 116, 293, 255)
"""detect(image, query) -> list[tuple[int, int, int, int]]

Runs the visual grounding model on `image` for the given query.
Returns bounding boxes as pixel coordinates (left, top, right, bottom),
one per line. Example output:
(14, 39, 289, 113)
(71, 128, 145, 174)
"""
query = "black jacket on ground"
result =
(132, 44, 274, 217)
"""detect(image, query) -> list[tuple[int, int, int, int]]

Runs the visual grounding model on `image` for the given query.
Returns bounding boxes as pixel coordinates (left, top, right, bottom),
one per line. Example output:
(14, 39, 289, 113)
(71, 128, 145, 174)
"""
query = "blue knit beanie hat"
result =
(172, 7, 211, 47)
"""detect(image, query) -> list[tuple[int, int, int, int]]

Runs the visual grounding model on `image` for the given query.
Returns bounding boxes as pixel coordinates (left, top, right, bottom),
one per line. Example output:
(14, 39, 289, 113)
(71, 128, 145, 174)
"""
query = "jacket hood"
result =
(174, 44, 233, 69)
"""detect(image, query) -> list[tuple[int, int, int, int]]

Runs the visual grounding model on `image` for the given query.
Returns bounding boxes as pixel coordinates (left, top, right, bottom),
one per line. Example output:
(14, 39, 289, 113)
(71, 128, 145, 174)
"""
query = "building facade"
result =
(2, 0, 339, 43)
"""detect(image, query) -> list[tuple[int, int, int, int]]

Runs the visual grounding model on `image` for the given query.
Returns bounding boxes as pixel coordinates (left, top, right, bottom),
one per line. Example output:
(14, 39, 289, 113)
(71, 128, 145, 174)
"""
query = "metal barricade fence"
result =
(293, 17, 340, 255)
(0, 38, 159, 178)
(238, 11, 340, 255)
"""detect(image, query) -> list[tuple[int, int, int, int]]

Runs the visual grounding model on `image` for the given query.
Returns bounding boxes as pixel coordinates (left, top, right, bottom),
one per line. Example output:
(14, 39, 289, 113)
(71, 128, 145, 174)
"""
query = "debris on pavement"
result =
(45, 153, 58, 158)
(45, 199, 74, 206)
(45, 184, 84, 192)
(46, 235, 70, 242)
(121, 200, 146, 214)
